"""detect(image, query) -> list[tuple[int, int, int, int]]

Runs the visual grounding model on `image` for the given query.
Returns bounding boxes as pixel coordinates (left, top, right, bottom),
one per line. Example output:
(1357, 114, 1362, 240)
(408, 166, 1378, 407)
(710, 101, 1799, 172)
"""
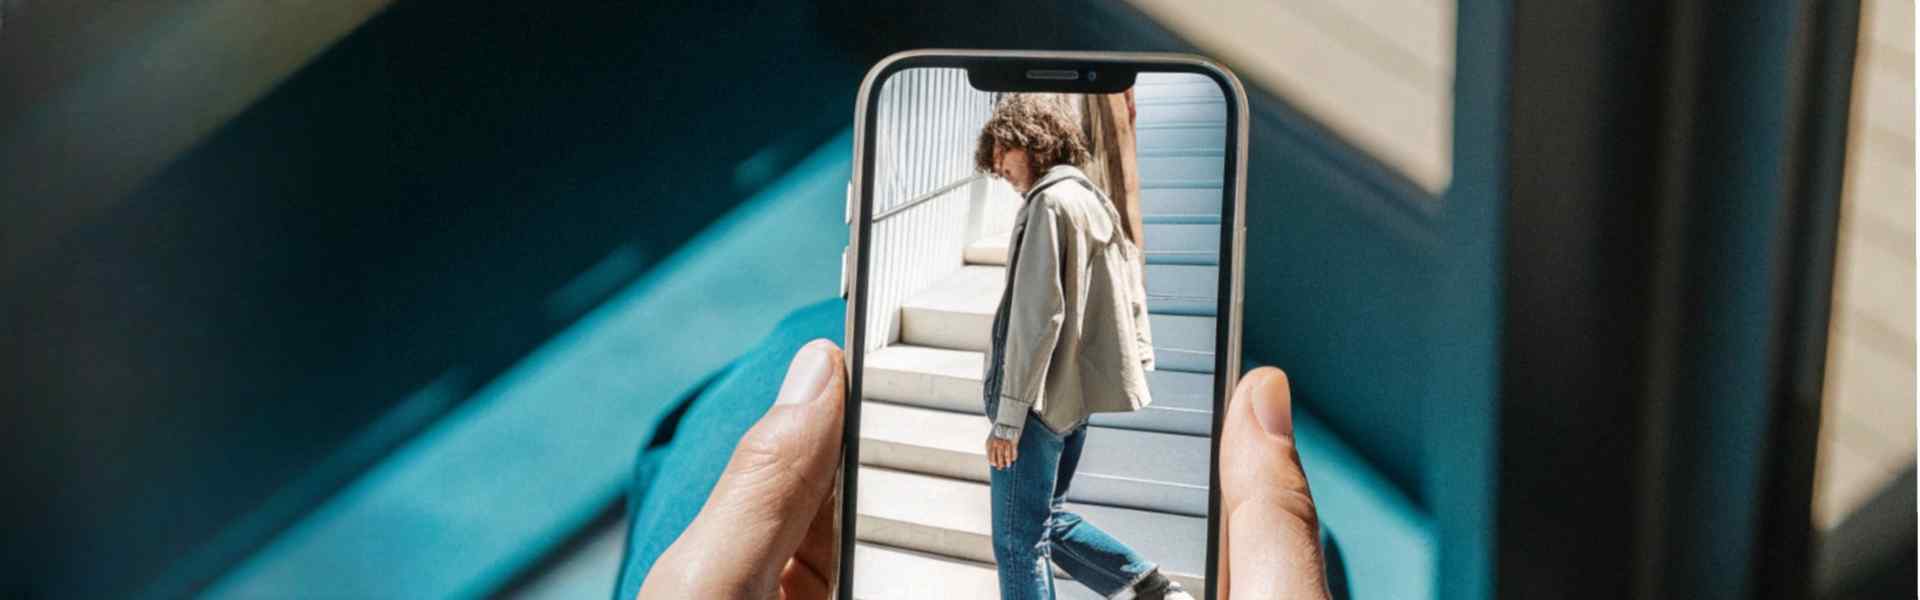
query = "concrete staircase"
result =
(855, 246, 1218, 594)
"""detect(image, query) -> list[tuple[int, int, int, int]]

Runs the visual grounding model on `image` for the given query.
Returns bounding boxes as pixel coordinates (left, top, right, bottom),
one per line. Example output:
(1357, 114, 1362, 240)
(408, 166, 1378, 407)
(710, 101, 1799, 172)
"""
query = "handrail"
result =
(872, 174, 984, 223)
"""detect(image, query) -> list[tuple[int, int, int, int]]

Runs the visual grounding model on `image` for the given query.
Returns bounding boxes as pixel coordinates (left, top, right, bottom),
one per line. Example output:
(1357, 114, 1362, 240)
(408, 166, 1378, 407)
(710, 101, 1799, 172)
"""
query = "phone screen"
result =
(847, 62, 1234, 599)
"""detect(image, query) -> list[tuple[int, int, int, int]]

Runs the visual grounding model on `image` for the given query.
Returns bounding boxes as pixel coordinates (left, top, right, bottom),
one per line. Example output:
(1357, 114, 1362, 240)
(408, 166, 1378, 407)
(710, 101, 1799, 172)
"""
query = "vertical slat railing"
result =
(864, 68, 996, 353)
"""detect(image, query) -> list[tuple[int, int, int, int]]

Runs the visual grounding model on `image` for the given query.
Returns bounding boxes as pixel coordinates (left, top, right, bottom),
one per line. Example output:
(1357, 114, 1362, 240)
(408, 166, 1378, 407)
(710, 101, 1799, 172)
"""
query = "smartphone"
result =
(840, 50, 1247, 599)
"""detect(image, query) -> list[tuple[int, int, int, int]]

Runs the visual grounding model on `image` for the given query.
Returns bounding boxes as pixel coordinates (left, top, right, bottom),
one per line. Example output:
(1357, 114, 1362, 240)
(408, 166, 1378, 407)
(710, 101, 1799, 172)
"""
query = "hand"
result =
(1218, 367, 1333, 600)
(638, 339, 846, 600)
(985, 435, 1018, 470)
(638, 343, 1329, 599)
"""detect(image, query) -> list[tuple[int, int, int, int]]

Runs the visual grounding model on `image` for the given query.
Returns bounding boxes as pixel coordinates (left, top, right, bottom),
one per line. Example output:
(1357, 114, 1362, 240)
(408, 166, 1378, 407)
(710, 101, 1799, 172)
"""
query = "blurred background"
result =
(0, 0, 1909, 598)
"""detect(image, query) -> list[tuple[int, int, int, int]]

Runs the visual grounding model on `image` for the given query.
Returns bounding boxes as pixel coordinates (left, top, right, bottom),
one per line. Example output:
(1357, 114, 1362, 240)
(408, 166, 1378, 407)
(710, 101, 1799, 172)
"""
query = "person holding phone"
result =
(634, 340, 1333, 600)
(972, 93, 1184, 600)
(635, 53, 1304, 600)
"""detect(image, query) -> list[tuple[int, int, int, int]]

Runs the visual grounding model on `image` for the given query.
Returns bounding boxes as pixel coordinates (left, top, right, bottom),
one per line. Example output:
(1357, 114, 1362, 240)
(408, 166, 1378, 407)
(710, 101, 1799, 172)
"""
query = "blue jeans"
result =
(990, 412, 1157, 599)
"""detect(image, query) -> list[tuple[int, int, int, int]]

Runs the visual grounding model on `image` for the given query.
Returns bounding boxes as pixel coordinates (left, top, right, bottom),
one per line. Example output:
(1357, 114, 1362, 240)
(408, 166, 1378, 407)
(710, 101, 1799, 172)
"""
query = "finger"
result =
(641, 339, 846, 599)
(1218, 367, 1329, 600)
(782, 466, 841, 600)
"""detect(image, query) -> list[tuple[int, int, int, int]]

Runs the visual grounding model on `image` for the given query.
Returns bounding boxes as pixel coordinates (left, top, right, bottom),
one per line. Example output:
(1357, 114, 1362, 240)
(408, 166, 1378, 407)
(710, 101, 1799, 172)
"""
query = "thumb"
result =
(642, 339, 846, 598)
(1218, 367, 1330, 600)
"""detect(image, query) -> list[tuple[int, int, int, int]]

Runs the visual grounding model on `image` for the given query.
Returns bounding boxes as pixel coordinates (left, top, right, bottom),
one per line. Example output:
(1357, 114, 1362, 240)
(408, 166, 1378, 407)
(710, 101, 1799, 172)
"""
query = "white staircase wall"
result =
(864, 68, 998, 353)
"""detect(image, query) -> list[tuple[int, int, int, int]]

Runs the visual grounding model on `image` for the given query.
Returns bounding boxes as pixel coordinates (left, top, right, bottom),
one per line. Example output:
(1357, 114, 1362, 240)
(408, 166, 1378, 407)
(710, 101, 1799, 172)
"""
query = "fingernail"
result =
(775, 341, 834, 406)
(1251, 372, 1293, 436)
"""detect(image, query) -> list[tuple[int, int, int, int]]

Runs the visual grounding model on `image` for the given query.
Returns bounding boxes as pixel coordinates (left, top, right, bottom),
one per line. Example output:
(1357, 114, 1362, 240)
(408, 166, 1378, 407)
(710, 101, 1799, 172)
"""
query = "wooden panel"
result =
(1334, 0, 1453, 71)
(1856, 53, 1914, 141)
(1127, 0, 1451, 192)
(1864, 0, 1914, 55)
(1843, 140, 1916, 249)
(1816, 0, 1917, 532)
(1813, 422, 1904, 529)
(1280, 0, 1454, 89)
(1836, 209, 1916, 344)
(1828, 311, 1917, 454)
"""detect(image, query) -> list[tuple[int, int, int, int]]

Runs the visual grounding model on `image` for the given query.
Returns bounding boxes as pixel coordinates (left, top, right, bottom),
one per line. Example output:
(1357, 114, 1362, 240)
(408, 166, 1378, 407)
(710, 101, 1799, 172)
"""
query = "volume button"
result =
(839, 247, 850, 299)
(1234, 227, 1246, 308)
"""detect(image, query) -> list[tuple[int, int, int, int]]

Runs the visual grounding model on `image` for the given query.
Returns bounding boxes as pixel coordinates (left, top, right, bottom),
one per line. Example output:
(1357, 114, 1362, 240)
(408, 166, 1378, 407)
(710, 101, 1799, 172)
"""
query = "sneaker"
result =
(1130, 569, 1194, 600)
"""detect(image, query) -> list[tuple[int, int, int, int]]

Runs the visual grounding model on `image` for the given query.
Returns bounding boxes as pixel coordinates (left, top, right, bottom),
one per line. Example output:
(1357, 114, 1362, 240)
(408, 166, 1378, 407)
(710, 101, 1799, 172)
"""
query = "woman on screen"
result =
(976, 93, 1188, 600)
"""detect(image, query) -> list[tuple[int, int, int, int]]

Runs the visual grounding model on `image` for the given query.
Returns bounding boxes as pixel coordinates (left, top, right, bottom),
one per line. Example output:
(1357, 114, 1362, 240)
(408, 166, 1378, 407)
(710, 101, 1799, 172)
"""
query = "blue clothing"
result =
(990, 411, 1158, 599)
(610, 299, 845, 600)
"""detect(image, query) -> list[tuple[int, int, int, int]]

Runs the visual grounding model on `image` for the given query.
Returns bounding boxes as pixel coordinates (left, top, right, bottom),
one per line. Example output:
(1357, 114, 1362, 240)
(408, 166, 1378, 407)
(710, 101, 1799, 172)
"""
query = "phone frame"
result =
(841, 49, 1249, 598)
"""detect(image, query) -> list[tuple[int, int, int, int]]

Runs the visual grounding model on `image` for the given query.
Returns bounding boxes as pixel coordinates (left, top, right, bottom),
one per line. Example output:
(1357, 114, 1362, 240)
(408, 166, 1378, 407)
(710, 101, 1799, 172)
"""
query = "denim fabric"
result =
(990, 411, 1157, 599)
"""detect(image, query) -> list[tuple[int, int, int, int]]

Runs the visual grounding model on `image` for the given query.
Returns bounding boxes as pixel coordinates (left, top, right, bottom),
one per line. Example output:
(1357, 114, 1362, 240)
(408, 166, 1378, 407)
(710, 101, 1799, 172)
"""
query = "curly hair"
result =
(973, 93, 1091, 178)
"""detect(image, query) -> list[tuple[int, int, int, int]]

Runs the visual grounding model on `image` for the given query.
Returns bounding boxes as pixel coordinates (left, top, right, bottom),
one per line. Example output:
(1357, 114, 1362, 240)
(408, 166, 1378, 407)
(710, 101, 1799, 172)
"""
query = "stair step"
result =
(964, 234, 1009, 266)
(1150, 314, 1217, 373)
(1144, 264, 1218, 317)
(900, 266, 1003, 351)
(1144, 250, 1219, 266)
(851, 544, 1004, 599)
(1136, 126, 1227, 154)
(1135, 71, 1224, 94)
(1143, 213, 1221, 225)
(1135, 98, 1228, 125)
(852, 544, 1107, 600)
(1092, 369, 1216, 435)
(864, 345, 986, 413)
(854, 466, 1208, 595)
(1142, 187, 1222, 217)
(1139, 154, 1227, 184)
(858, 400, 1211, 516)
(901, 264, 1220, 349)
(864, 344, 1216, 424)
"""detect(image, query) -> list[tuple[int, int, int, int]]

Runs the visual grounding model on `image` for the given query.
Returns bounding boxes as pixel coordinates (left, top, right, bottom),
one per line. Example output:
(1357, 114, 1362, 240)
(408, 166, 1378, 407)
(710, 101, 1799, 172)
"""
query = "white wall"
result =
(864, 67, 998, 352)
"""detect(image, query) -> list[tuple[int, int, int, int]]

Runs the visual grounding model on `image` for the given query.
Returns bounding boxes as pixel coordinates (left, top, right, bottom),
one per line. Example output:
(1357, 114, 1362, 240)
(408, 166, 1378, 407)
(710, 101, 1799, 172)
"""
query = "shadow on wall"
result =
(0, 3, 863, 597)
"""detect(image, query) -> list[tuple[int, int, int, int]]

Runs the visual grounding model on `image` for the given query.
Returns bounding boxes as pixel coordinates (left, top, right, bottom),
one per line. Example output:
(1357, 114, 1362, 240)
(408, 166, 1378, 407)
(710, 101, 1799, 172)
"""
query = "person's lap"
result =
(609, 297, 1160, 599)
(612, 298, 844, 600)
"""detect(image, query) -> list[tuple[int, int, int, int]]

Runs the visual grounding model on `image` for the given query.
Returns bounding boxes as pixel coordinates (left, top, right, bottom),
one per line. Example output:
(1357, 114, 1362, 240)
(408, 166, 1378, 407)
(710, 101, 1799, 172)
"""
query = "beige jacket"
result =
(987, 165, 1156, 440)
